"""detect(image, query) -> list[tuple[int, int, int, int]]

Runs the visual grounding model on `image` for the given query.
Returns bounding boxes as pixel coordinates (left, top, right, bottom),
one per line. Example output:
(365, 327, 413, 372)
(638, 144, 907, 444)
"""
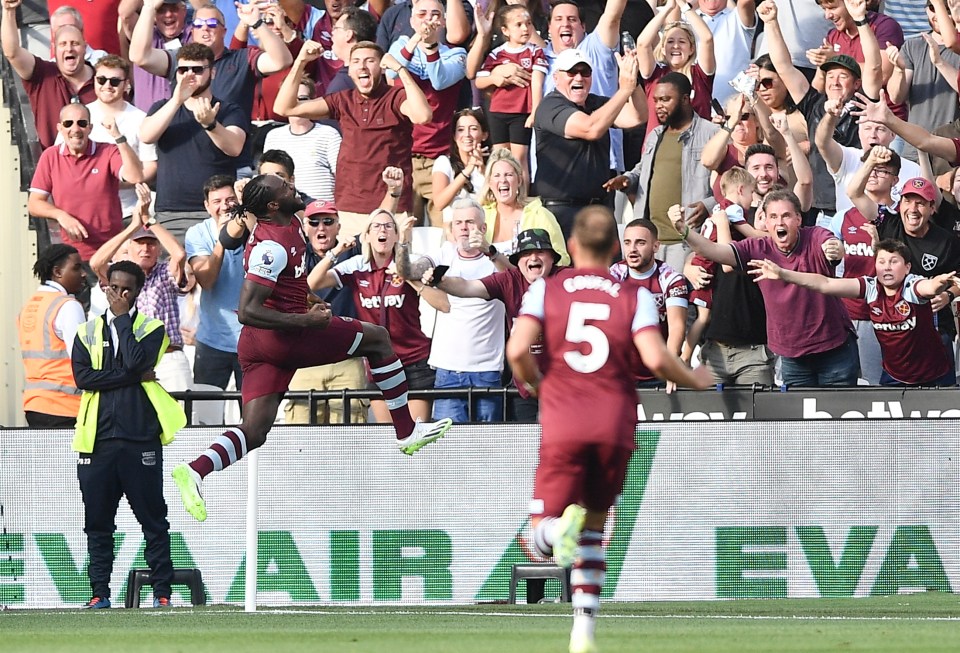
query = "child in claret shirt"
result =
(474, 4, 547, 181)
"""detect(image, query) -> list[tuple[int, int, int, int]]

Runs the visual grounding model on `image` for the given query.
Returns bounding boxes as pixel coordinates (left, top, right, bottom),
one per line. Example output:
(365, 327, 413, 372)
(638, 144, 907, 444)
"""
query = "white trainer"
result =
(569, 629, 598, 653)
(397, 418, 453, 455)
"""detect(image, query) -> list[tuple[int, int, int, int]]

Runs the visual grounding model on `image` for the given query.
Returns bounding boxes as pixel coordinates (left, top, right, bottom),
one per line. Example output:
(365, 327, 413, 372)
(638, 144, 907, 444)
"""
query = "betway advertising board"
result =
(1, 423, 957, 608)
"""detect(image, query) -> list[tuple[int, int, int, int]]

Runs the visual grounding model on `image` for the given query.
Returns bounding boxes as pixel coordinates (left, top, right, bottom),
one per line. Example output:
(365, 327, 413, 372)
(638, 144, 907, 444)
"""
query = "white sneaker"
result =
(397, 418, 453, 455)
(172, 463, 207, 522)
(553, 504, 586, 568)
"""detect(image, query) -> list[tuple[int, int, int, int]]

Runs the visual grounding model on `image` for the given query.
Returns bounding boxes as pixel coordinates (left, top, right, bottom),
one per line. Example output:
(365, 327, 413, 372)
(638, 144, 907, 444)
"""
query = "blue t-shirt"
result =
(184, 217, 244, 352)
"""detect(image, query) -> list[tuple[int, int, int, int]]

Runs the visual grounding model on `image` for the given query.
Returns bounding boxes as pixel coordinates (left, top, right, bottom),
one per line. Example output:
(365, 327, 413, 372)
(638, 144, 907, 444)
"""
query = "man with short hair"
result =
(397, 198, 507, 423)
(506, 205, 710, 653)
(47, 4, 108, 64)
(184, 174, 244, 391)
(2, 0, 97, 148)
(274, 40, 432, 238)
(171, 174, 453, 523)
(28, 103, 145, 270)
(607, 72, 719, 273)
(386, 0, 466, 226)
(263, 76, 341, 202)
(534, 48, 645, 239)
(139, 42, 249, 242)
(72, 259, 184, 610)
(73, 54, 159, 218)
(320, 6, 379, 95)
(610, 219, 689, 389)
(677, 188, 858, 387)
(283, 198, 369, 425)
(130, 1, 292, 116)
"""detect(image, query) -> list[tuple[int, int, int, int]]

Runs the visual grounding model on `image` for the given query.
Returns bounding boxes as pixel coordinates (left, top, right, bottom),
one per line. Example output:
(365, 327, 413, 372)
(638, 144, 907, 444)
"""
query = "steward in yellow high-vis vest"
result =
(17, 244, 86, 429)
(70, 261, 183, 608)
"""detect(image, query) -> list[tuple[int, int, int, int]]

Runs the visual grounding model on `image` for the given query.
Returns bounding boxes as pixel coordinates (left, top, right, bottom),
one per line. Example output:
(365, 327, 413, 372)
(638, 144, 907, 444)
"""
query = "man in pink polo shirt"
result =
(28, 103, 144, 279)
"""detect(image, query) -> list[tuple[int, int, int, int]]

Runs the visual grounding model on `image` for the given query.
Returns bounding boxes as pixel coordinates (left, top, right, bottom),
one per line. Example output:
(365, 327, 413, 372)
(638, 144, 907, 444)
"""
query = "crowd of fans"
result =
(10, 0, 960, 427)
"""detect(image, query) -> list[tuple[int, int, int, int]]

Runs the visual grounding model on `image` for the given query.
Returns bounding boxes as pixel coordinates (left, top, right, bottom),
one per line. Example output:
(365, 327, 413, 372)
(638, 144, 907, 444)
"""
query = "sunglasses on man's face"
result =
(193, 18, 222, 29)
(95, 75, 125, 87)
(307, 217, 337, 227)
(176, 65, 209, 75)
(564, 65, 593, 77)
(61, 119, 89, 128)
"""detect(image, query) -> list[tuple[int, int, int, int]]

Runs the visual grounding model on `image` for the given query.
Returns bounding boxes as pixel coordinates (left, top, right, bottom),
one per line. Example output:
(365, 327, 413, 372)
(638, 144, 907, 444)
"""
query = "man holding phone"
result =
(397, 198, 509, 423)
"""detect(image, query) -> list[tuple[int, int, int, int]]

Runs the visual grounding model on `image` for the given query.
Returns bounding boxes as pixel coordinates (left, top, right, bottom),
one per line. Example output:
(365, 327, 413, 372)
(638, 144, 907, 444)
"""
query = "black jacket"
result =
(72, 311, 165, 443)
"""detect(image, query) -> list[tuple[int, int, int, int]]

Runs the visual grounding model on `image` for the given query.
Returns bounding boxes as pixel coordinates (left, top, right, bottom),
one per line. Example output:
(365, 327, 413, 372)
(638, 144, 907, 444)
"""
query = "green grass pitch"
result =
(2, 593, 959, 652)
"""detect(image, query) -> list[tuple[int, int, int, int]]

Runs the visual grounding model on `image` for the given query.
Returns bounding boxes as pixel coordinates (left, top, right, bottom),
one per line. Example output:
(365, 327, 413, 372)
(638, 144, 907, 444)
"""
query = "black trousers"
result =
(25, 411, 76, 429)
(77, 438, 173, 599)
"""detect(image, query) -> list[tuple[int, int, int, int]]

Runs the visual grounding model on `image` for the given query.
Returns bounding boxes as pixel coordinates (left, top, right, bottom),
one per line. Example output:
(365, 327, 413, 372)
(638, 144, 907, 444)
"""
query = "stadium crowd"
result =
(13, 0, 960, 430)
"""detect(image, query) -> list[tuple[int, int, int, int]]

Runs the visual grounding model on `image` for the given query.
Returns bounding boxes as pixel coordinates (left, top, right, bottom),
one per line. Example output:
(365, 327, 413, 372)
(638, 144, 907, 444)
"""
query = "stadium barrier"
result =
(1, 421, 957, 608)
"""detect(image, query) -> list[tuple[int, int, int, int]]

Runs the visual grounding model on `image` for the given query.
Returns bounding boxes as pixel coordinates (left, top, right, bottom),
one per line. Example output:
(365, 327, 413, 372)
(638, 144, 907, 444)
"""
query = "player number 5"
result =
(563, 302, 611, 374)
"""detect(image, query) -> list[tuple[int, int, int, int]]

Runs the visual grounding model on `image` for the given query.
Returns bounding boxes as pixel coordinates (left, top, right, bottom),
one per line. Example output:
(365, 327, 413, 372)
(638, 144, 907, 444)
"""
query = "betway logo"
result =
(359, 294, 406, 310)
(637, 405, 746, 421)
(873, 317, 915, 332)
(803, 398, 960, 419)
(844, 241, 874, 257)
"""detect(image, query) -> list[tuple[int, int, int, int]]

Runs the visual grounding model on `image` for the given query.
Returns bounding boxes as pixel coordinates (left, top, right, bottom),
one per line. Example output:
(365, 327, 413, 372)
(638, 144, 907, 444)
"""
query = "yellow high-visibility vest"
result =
(72, 313, 186, 453)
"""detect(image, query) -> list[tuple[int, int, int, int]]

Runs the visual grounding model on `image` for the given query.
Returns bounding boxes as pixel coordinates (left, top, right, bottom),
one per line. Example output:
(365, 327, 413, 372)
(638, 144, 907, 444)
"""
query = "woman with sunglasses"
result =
(636, 0, 716, 134)
(432, 108, 490, 224)
(748, 54, 809, 158)
(307, 170, 449, 423)
(701, 92, 790, 199)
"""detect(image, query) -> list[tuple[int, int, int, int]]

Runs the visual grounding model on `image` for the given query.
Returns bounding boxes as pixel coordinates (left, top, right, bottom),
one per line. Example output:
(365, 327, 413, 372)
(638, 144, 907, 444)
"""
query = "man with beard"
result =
(119, 0, 192, 112)
(758, 0, 883, 223)
(2, 0, 96, 148)
(610, 219, 689, 390)
(534, 48, 645, 240)
(171, 174, 453, 522)
(274, 40, 432, 239)
(607, 72, 719, 274)
(140, 43, 249, 242)
(677, 188, 859, 387)
(184, 174, 245, 391)
(130, 1, 292, 118)
(422, 228, 564, 421)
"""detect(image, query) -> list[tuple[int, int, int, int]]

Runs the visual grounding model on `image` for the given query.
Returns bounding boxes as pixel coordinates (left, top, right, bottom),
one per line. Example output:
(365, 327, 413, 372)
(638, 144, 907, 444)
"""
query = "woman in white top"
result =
(432, 108, 490, 224)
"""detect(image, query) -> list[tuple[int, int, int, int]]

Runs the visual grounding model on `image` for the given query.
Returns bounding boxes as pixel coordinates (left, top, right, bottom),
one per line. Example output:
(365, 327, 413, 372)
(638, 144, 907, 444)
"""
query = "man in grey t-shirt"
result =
(885, 0, 960, 162)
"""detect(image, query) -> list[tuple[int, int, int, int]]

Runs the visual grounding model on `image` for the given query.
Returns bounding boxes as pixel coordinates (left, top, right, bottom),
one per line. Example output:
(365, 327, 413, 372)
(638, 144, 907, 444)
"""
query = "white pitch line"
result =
(138, 608, 960, 622)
